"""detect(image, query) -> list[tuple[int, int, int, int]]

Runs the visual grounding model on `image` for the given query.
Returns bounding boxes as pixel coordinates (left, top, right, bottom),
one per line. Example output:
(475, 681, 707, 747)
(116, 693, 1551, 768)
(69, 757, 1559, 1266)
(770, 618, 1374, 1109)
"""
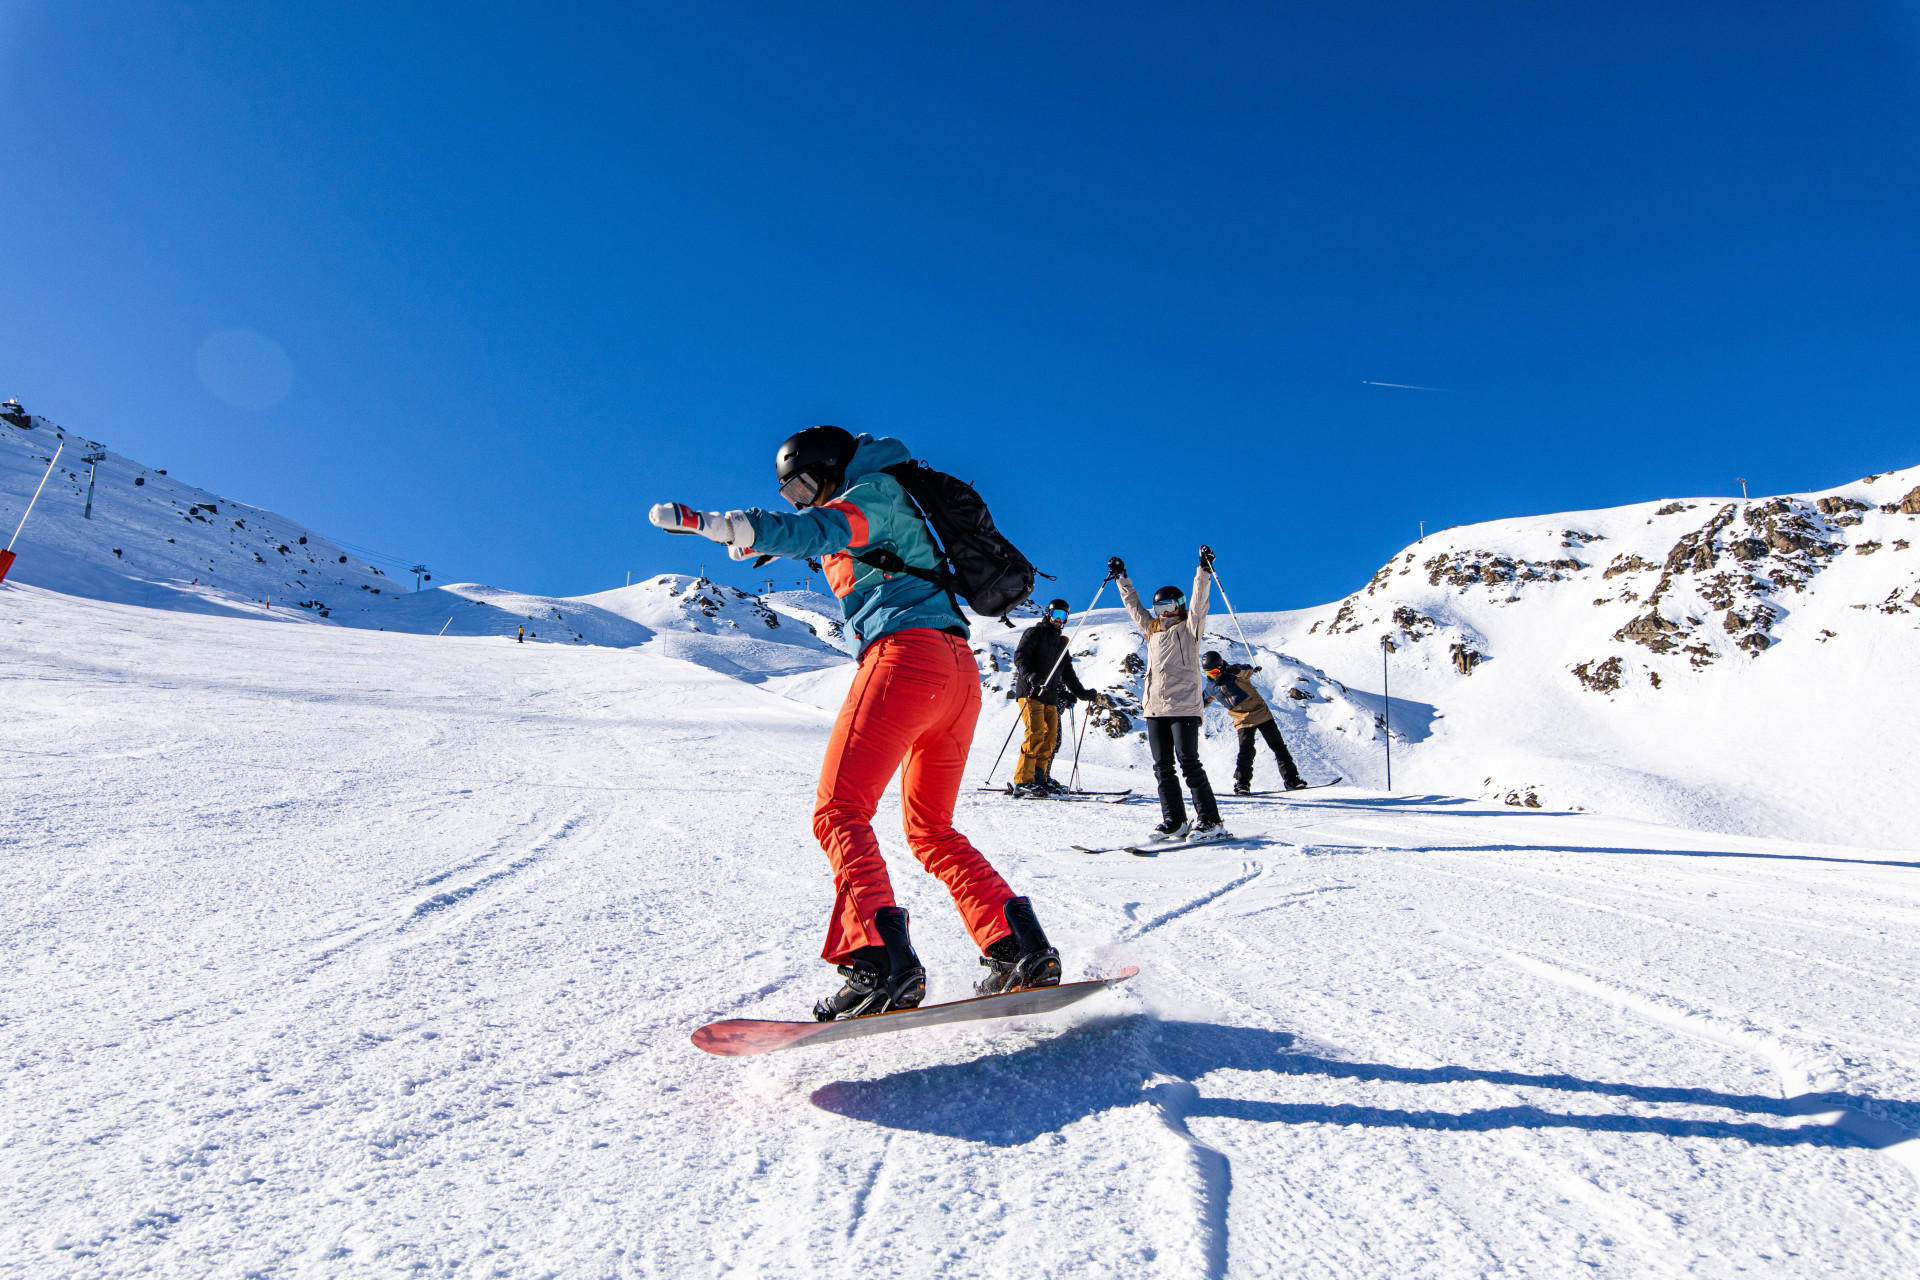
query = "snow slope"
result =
(1218, 466, 1920, 849)
(1, 405, 849, 679)
(13, 400, 1916, 843)
(4, 586, 1918, 1277)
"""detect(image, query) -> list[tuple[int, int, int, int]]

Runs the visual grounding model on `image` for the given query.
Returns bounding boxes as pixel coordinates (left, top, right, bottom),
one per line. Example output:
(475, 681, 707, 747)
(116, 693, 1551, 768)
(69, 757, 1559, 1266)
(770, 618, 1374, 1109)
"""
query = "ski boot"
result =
(1143, 817, 1190, 844)
(975, 896, 1062, 996)
(1011, 780, 1048, 800)
(1040, 774, 1070, 796)
(813, 906, 926, 1021)
(1187, 817, 1231, 844)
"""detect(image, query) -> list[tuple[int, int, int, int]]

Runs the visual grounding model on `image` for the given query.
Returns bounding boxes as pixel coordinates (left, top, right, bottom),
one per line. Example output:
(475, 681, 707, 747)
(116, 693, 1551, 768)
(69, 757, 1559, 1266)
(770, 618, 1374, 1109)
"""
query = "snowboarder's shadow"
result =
(810, 1016, 1909, 1152)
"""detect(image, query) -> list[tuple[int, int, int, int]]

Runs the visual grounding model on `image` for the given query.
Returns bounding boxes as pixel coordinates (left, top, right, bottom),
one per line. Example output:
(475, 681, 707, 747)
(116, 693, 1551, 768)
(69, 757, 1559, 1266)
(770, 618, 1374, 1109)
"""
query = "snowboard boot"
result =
(812, 907, 926, 1021)
(1233, 781, 1252, 795)
(1145, 817, 1190, 843)
(974, 896, 1063, 996)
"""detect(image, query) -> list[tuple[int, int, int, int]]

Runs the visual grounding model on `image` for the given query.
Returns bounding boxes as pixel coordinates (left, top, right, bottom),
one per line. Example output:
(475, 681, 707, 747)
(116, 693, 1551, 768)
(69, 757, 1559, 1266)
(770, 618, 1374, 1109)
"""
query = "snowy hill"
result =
(1, 404, 849, 679)
(1215, 466, 1920, 849)
(4, 584, 1916, 1277)
(6, 404, 1920, 1273)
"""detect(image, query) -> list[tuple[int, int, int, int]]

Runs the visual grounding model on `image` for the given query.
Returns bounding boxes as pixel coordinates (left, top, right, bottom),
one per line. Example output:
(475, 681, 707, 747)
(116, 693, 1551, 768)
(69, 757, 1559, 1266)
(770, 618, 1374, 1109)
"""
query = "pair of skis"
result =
(975, 786, 1134, 804)
(1222, 777, 1342, 798)
(1072, 829, 1255, 857)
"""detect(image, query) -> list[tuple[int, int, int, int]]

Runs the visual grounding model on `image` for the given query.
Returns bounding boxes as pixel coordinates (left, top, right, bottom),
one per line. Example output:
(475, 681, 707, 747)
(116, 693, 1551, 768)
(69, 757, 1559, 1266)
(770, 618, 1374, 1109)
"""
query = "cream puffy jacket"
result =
(1118, 567, 1212, 718)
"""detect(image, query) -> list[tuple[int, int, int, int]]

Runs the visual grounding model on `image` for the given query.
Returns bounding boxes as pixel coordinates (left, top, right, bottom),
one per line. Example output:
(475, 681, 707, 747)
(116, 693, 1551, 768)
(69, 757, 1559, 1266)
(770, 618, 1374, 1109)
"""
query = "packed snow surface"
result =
(5, 586, 1918, 1277)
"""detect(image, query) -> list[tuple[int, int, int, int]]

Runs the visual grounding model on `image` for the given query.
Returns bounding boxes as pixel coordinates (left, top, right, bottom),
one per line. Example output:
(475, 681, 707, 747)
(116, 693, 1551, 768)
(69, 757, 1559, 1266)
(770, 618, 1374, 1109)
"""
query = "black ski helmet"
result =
(1152, 585, 1186, 607)
(1201, 650, 1226, 671)
(1047, 597, 1070, 612)
(775, 425, 857, 508)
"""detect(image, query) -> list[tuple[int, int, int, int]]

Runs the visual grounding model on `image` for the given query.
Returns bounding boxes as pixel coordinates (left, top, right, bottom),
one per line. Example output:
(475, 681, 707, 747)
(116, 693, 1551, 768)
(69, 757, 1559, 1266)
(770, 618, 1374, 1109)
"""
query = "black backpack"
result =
(851, 460, 1036, 620)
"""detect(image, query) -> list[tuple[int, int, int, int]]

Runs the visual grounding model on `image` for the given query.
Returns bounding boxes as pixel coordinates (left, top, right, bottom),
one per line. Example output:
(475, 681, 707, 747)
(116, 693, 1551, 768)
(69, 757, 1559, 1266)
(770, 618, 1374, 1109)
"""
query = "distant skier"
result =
(649, 425, 1062, 1020)
(1011, 598, 1101, 797)
(1202, 650, 1305, 794)
(517, 625, 524, 644)
(1112, 548, 1228, 844)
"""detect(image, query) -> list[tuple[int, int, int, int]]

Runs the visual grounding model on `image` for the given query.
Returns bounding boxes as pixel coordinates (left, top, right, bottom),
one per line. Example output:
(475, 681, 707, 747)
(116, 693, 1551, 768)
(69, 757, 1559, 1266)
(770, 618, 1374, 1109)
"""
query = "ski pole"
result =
(1068, 697, 1092, 791)
(0, 443, 62, 586)
(1210, 562, 1256, 659)
(985, 573, 1114, 785)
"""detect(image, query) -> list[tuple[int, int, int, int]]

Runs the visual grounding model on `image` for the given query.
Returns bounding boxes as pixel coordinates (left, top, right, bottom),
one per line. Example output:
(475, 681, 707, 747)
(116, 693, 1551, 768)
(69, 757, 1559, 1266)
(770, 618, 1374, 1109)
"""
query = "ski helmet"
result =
(1201, 650, 1226, 671)
(775, 425, 857, 508)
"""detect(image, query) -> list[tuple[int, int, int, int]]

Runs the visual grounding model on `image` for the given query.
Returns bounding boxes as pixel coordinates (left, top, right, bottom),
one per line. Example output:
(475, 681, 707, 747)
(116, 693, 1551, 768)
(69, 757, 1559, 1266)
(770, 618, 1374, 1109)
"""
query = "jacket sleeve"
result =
(1187, 566, 1212, 640)
(1013, 624, 1045, 675)
(1117, 575, 1153, 636)
(1059, 652, 1090, 699)
(741, 498, 866, 560)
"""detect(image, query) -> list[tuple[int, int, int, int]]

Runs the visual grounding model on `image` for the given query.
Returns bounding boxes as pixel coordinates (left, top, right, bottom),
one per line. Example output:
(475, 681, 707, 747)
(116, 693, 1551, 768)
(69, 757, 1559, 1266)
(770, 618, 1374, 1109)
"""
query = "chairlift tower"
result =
(81, 451, 106, 520)
(411, 564, 431, 592)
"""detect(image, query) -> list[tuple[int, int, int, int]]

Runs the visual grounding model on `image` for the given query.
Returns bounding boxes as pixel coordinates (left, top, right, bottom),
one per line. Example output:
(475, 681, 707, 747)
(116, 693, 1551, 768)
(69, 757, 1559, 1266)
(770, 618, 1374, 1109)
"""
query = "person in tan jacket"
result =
(1112, 546, 1228, 844)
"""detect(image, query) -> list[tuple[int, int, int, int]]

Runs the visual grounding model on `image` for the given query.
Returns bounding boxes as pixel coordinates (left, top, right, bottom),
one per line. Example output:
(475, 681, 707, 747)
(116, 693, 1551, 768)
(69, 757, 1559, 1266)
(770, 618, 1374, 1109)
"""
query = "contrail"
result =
(1362, 380, 1443, 391)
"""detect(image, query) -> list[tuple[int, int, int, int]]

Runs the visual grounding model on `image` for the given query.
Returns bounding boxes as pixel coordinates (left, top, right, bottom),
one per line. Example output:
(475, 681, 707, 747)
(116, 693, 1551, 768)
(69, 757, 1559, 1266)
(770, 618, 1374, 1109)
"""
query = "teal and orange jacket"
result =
(744, 435, 967, 659)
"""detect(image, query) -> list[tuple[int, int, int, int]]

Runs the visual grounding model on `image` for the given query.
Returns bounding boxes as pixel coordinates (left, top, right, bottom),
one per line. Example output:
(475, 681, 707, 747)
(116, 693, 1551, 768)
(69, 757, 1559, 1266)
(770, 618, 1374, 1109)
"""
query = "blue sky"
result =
(3, 2, 1918, 609)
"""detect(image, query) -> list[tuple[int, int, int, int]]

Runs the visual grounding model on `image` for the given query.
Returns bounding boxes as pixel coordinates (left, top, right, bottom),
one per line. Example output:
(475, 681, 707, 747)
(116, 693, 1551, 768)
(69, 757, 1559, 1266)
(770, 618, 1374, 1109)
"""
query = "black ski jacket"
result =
(1013, 622, 1091, 706)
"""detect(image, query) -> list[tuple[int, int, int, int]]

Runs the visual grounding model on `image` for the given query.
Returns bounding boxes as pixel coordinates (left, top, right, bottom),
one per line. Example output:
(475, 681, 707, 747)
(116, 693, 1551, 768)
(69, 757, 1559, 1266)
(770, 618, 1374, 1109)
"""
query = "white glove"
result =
(649, 503, 755, 547)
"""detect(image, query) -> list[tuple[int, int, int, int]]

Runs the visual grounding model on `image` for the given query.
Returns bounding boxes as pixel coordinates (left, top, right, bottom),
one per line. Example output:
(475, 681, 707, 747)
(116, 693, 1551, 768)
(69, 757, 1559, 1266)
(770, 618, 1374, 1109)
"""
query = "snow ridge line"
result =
(1144, 1077, 1232, 1279)
(1121, 861, 1264, 941)
(408, 809, 592, 921)
(1498, 947, 1920, 1185)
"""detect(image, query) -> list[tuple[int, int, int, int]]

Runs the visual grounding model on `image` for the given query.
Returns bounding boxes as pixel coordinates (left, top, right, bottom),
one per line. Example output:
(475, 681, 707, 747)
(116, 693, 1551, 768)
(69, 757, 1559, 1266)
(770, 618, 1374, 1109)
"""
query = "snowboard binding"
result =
(975, 896, 1062, 996)
(813, 906, 927, 1022)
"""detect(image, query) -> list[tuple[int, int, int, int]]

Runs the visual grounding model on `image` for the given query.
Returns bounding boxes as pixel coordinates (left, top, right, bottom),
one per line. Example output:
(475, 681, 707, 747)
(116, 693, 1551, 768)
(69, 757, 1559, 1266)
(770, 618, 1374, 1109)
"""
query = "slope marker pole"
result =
(0, 443, 63, 584)
(1380, 634, 1392, 792)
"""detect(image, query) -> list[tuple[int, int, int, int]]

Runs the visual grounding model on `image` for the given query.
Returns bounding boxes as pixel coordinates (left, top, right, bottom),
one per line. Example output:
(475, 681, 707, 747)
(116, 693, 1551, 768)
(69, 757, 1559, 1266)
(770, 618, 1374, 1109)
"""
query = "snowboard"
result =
(1222, 778, 1342, 798)
(691, 967, 1139, 1057)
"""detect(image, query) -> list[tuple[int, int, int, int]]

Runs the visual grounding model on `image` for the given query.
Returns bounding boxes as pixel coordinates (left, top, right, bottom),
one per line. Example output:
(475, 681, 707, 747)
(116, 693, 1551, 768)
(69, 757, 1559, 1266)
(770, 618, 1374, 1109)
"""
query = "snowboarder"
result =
(1011, 598, 1101, 797)
(1202, 650, 1305, 793)
(517, 625, 524, 644)
(649, 425, 1062, 1020)
(1112, 548, 1228, 843)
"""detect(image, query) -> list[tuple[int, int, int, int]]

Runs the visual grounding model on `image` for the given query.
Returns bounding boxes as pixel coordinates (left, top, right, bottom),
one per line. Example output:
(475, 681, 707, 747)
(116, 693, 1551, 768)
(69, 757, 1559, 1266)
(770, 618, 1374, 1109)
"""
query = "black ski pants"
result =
(1236, 719, 1302, 790)
(1145, 716, 1220, 826)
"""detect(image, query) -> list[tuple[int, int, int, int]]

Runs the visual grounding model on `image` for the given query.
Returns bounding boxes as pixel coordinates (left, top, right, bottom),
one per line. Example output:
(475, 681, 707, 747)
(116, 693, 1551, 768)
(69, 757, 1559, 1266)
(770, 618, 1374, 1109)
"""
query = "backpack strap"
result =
(854, 463, 966, 616)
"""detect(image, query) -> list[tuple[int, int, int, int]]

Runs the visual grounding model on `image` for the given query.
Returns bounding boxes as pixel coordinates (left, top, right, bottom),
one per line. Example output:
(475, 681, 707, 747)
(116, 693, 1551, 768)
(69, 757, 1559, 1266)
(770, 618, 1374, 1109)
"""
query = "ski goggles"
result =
(1046, 606, 1069, 622)
(778, 470, 825, 509)
(1151, 596, 1186, 616)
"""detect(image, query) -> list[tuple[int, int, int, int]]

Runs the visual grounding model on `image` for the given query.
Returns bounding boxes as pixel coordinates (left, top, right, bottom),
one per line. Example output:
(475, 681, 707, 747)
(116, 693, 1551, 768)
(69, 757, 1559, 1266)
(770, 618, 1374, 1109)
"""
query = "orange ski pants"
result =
(814, 627, 1015, 965)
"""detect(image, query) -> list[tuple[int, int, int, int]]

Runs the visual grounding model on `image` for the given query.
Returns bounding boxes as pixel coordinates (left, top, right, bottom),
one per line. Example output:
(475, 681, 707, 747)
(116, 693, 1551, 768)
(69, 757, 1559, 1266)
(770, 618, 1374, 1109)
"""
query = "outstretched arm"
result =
(1116, 574, 1153, 635)
(1187, 563, 1212, 638)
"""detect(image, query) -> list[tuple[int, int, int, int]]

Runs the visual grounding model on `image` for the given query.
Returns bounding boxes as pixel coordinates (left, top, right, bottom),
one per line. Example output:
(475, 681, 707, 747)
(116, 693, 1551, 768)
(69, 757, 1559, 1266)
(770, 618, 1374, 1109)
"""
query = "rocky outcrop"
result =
(1572, 657, 1624, 695)
(1425, 552, 1583, 590)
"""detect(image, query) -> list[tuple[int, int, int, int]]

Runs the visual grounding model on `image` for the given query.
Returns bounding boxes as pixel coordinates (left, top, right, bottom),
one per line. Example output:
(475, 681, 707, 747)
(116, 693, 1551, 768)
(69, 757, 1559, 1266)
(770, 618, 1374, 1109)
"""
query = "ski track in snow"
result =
(4, 585, 1920, 1277)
